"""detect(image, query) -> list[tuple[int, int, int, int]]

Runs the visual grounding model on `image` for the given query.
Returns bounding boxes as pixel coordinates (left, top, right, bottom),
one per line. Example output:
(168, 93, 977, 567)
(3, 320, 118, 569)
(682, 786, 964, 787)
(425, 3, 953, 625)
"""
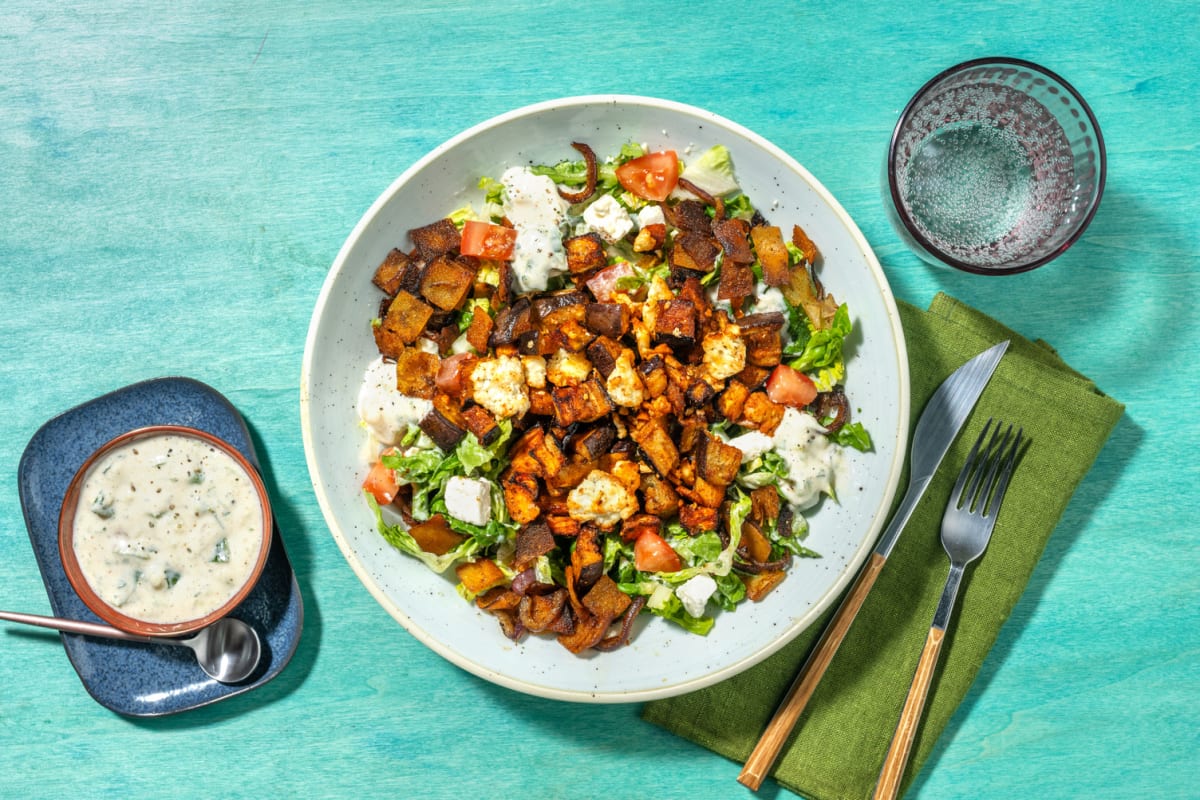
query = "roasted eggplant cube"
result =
(407, 514, 466, 556)
(585, 336, 623, 379)
(462, 404, 501, 446)
(419, 404, 467, 451)
(393, 346, 440, 399)
(572, 424, 616, 461)
(514, 519, 556, 572)
(375, 291, 435, 357)
(490, 297, 533, 348)
(570, 526, 605, 592)
(716, 379, 751, 423)
(565, 233, 608, 274)
(685, 378, 716, 409)
(696, 433, 743, 487)
(501, 470, 542, 524)
(739, 312, 786, 367)
(419, 255, 477, 312)
(631, 417, 680, 477)
(531, 289, 588, 320)
(654, 298, 698, 347)
(584, 303, 630, 338)
(637, 354, 669, 397)
(640, 471, 680, 518)
(409, 218, 461, 261)
(372, 248, 412, 296)
(551, 377, 614, 426)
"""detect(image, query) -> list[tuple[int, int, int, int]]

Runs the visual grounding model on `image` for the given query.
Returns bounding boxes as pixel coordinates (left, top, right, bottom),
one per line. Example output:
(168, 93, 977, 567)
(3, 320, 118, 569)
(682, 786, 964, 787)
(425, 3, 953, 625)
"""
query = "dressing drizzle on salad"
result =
(358, 140, 870, 654)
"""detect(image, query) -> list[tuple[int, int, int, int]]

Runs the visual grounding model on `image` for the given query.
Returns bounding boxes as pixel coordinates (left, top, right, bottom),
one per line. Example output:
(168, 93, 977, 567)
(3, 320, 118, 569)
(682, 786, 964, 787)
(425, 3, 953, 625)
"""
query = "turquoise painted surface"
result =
(1, 2, 1196, 797)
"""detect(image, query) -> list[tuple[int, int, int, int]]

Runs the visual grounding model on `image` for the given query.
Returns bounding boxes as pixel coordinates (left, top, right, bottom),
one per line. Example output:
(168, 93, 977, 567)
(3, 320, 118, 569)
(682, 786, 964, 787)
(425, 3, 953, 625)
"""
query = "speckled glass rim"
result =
(886, 56, 1107, 276)
(58, 424, 275, 638)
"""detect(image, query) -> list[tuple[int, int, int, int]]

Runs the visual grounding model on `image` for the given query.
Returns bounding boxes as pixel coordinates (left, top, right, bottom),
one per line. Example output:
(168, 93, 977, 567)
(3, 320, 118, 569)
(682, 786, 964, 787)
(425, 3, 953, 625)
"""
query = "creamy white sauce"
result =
(770, 408, 842, 509)
(357, 356, 433, 446)
(500, 167, 570, 293)
(71, 434, 265, 624)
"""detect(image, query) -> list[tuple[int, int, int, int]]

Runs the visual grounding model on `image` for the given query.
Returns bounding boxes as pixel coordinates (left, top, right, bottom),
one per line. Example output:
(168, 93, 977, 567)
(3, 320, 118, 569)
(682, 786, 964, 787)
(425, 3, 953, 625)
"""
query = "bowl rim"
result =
(58, 424, 274, 637)
(301, 94, 910, 701)
(886, 56, 1107, 275)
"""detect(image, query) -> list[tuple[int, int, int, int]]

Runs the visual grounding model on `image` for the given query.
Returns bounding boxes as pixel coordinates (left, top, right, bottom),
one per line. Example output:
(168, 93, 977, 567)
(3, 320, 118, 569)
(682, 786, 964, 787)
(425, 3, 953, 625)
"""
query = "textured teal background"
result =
(1, 2, 1196, 798)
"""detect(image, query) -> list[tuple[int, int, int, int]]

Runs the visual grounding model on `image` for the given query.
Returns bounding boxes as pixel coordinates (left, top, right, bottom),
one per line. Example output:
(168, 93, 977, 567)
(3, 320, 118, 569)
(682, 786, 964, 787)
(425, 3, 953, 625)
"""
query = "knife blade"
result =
(738, 339, 1009, 791)
(874, 338, 1009, 559)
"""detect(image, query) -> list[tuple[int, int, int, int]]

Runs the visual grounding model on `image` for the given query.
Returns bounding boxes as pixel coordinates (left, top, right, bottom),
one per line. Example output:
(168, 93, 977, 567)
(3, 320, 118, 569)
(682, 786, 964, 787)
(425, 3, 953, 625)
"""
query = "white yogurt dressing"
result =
(500, 167, 570, 293)
(71, 433, 265, 624)
(770, 408, 842, 509)
(357, 355, 432, 447)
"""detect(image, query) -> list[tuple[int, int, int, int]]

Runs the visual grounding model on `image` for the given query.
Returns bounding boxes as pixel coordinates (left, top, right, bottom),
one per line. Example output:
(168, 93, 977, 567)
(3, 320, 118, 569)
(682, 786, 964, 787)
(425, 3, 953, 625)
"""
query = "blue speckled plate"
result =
(17, 377, 303, 716)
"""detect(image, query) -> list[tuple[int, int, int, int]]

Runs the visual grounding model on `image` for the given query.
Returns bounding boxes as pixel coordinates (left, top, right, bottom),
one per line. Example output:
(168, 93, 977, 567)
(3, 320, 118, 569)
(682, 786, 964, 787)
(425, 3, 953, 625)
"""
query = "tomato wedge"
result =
(460, 220, 517, 260)
(362, 449, 399, 505)
(765, 364, 818, 408)
(634, 530, 682, 573)
(616, 151, 679, 202)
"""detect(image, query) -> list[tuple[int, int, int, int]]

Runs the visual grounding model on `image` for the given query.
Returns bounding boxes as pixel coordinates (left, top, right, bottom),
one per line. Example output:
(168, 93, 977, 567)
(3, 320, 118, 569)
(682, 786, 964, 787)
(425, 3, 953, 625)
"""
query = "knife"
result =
(737, 339, 1009, 791)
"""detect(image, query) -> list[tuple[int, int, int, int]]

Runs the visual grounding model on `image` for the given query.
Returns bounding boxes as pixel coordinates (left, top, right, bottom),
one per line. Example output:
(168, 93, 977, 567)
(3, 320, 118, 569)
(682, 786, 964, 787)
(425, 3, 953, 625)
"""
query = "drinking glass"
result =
(885, 57, 1105, 275)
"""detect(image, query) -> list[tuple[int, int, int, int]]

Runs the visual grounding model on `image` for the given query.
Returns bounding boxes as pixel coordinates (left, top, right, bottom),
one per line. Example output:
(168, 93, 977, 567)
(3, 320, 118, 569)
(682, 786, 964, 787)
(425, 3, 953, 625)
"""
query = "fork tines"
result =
(953, 419, 1023, 517)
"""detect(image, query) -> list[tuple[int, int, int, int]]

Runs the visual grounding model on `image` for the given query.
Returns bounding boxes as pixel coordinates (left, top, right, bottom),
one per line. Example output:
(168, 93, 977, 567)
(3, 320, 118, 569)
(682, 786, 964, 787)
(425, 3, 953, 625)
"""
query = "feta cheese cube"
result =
(636, 204, 665, 229)
(676, 574, 718, 618)
(443, 476, 493, 527)
(582, 194, 635, 243)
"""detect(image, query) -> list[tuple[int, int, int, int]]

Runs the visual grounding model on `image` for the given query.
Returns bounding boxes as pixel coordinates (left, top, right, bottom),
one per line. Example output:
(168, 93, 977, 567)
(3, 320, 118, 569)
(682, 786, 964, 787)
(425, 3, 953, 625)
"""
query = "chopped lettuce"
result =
(736, 450, 790, 491)
(374, 420, 517, 568)
(830, 421, 872, 452)
(679, 144, 740, 197)
(787, 303, 851, 375)
(529, 141, 645, 195)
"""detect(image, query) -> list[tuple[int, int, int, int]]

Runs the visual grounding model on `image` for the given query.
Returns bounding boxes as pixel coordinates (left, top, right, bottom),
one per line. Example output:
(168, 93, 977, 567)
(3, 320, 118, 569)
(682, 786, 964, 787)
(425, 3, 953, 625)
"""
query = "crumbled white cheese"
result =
(546, 348, 592, 387)
(521, 354, 547, 389)
(605, 350, 645, 408)
(636, 204, 665, 229)
(676, 574, 718, 618)
(567, 470, 638, 529)
(443, 476, 493, 527)
(583, 194, 634, 243)
(470, 356, 529, 419)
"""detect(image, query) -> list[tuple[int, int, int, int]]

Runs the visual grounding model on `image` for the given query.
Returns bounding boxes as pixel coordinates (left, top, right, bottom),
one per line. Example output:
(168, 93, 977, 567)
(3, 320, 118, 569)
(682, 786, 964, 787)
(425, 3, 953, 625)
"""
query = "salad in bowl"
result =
(301, 96, 907, 701)
(356, 141, 871, 654)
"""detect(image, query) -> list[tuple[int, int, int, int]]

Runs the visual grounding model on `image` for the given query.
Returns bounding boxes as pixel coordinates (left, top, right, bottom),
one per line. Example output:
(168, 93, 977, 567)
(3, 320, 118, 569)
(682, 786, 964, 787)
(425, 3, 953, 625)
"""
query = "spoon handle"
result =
(0, 610, 156, 644)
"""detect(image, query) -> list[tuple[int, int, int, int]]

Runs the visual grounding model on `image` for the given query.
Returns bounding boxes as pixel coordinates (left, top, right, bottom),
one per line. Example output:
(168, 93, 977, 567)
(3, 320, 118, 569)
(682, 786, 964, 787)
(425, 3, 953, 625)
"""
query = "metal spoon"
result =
(0, 610, 262, 684)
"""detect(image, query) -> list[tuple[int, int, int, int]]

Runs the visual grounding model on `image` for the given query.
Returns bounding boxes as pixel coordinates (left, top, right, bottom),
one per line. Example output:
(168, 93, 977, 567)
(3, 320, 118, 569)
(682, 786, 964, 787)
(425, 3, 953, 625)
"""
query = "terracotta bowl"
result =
(58, 425, 273, 637)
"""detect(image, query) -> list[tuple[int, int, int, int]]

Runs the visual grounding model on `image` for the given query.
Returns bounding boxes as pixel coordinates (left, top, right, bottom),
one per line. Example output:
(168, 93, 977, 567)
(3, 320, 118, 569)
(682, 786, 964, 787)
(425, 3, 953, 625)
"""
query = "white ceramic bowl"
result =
(301, 95, 909, 702)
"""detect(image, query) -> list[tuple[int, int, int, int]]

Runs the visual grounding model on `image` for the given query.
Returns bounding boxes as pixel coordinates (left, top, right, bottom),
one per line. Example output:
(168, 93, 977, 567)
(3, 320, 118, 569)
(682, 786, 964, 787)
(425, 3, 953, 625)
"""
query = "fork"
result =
(873, 419, 1023, 800)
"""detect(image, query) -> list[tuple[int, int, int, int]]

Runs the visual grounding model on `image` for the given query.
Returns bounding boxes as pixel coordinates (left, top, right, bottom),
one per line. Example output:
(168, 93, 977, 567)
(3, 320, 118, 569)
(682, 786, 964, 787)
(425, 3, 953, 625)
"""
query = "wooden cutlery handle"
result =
(738, 551, 888, 790)
(873, 626, 946, 800)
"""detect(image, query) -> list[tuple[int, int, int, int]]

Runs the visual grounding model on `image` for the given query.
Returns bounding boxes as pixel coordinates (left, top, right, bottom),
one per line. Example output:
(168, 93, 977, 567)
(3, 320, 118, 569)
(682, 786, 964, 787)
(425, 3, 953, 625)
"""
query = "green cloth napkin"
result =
(643, 292, 1125, 800)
